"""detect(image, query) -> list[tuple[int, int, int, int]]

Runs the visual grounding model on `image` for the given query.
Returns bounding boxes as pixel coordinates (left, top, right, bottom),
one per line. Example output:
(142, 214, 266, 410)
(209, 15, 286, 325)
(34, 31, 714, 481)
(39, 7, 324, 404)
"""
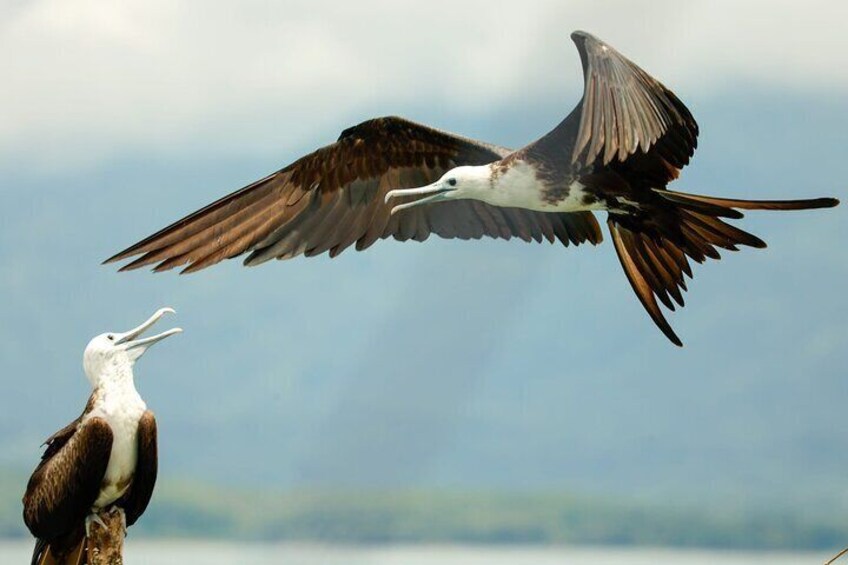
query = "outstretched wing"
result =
(23, 418, 113, 540)
(106, 116, 602, 273)
(520, 30, 705, 345)
(569, 30, 698, 170)
(120, 411, 157, 526)
(516, 32, 698, 190)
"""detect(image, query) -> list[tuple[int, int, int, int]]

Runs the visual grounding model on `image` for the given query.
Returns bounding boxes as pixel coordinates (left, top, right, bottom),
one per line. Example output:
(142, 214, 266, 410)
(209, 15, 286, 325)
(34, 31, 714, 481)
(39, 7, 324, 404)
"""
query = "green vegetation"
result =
(0, 470, 24, 539)
(2, 471, 845, 549)
(140, 486, 847, 549)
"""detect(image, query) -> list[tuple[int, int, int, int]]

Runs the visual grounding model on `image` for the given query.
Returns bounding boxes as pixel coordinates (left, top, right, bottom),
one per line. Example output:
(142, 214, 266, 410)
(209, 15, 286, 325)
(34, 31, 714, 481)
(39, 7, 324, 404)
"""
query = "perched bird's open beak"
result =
(116, 307, 182, 352)
(385, 183, 456, 215)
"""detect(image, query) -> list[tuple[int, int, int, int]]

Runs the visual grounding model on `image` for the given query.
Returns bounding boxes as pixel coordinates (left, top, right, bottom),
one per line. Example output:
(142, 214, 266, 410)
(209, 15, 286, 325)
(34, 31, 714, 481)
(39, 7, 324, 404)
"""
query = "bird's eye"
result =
(448, 178, 457, 187)
(107, 335, 114, 341)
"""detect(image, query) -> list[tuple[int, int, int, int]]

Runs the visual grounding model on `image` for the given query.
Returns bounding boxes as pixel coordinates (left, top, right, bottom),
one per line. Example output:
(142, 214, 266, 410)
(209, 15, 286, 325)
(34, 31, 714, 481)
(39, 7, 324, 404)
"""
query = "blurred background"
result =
(1, 0, 846, 563)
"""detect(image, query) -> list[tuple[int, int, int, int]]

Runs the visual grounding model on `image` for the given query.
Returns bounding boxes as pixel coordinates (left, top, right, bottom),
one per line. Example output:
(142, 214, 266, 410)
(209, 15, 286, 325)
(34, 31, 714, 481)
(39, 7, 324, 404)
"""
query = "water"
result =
(0, 540, 834, 564)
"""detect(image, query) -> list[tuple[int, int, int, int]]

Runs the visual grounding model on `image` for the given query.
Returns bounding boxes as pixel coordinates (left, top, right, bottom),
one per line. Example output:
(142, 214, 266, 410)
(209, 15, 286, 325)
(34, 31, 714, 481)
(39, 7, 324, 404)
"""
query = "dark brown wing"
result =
(608, 218, 686, 346)
(23, 418, 113, 540)
(120, 411, 157, 526)
(39, 418, 82, 463)
(105, 116, 602, 273)
(569, 31, 698, 169)
(544, 31, 700, 346)
(514, 32, 697, 193)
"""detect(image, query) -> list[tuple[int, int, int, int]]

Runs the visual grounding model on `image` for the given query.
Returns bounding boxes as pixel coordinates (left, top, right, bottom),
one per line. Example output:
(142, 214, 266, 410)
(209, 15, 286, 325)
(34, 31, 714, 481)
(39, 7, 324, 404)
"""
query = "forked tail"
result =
(608, 189, 839, 346)
(31, 532, 87, 565)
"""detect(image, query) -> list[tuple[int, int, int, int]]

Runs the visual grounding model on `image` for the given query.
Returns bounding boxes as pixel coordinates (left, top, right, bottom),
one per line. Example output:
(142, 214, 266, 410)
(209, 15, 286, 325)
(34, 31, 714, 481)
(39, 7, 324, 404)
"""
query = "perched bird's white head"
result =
(384, 165, 492, 214)
(83, 307, 182, 387)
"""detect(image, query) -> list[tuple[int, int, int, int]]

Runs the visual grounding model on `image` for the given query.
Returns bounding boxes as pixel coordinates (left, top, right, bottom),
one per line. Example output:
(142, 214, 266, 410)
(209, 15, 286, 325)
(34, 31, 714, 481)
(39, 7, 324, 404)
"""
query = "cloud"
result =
(1, 0, 846, 170)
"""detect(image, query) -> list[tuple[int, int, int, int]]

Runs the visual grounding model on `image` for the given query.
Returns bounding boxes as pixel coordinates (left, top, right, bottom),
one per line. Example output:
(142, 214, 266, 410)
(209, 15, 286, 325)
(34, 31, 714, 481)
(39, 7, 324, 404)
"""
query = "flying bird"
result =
(106, 31, 838, 345)
(23, 308, 181, 565)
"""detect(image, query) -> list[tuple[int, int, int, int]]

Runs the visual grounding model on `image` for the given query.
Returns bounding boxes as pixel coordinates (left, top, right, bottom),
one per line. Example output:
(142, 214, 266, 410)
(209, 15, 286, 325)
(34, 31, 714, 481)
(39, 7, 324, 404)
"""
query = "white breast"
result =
(84, 386, 147, 509)
(485, 161, 605, 213)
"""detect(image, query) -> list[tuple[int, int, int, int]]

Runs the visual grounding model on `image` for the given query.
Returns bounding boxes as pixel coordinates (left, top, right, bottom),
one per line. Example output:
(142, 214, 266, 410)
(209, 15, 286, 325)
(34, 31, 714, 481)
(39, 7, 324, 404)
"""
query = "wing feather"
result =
(570, 31, 698, 168)
(609, 220, 682, 346)
(23, 418, 113, 540)
(120, 411, 157, 527)
(107, 116, 602, 273)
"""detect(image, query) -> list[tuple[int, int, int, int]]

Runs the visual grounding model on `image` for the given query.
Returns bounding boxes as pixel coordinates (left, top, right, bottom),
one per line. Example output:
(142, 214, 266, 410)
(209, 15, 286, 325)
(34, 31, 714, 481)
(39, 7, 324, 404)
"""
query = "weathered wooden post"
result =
(87, 509, 125, 565)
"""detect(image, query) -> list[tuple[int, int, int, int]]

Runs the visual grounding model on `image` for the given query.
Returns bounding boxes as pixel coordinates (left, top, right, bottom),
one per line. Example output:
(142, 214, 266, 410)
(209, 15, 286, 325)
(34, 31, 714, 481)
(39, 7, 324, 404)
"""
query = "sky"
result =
(3, 0, 847, 171)
(1, 0, 846, 505)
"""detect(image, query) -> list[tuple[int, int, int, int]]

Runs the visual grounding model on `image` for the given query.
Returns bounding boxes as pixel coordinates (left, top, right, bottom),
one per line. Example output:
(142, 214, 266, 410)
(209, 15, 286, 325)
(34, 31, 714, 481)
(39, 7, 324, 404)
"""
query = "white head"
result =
(384, 165, 492, 214)
(83, 307, 182, 388)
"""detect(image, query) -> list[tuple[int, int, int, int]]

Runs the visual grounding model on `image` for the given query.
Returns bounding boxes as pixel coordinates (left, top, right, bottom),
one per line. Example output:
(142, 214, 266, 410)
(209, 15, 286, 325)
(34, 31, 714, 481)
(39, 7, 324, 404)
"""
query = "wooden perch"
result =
(87, 508, 125, 565)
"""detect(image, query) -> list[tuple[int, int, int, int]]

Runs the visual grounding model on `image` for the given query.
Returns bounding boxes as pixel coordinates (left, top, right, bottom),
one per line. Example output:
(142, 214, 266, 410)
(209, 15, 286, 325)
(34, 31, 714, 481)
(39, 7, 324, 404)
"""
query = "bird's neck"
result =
(92, 371, 145, 419)
(94, 364, 138, 395)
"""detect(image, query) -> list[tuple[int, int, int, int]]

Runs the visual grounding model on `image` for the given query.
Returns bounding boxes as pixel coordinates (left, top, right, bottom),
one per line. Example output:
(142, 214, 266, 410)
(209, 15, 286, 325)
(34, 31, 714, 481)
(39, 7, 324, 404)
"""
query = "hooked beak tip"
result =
(117, 307, 181, 346)
(125, 327, 183, 351)
(383, 183, 455, 216)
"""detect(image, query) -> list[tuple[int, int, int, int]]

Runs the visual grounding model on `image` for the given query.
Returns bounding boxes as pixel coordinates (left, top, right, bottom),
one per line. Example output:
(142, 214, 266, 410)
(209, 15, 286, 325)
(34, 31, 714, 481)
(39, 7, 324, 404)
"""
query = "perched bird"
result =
(23, 308, 181, 565)
(106, 31, 838, 345)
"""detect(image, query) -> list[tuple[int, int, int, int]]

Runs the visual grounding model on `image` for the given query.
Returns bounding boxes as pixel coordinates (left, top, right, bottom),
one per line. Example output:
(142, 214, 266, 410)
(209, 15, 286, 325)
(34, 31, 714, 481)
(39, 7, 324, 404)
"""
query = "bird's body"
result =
(435, 160, 605, 214)
(23, 309, 180, 565)
(85, 382, 147, 509)
(107, 31, 838, 345)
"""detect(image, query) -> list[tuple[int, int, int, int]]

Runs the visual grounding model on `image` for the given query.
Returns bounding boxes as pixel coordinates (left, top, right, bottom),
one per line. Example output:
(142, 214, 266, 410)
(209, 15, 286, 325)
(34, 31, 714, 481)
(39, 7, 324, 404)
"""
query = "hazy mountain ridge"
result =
(1, 472, 845, 549)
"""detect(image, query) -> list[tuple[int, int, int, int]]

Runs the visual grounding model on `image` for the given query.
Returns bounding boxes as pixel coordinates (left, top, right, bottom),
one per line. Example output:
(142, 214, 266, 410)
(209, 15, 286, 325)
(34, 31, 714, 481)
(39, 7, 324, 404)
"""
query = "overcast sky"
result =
(3, 0, 847, 171)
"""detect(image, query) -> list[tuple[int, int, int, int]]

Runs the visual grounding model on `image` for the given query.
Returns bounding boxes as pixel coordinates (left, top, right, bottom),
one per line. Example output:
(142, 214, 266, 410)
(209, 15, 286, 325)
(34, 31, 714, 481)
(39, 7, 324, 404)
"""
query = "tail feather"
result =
(609, 189, 839, 345)
(31, 538, 48, 565)
(654, 188, 839, 211)
(32, 525, 87, 565)
(32, 536, 86, 565)
(682, 210, 766, 249)
(680, 212, 739, 251)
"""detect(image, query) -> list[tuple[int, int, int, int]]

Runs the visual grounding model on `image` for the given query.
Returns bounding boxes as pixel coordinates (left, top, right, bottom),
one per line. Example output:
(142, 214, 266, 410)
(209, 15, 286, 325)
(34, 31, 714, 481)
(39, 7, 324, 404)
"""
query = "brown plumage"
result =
(23, 399, 158, 565)
(107, 31, 838, 345)
(105, 118, 602, 274)
(604, 191, 836, 345)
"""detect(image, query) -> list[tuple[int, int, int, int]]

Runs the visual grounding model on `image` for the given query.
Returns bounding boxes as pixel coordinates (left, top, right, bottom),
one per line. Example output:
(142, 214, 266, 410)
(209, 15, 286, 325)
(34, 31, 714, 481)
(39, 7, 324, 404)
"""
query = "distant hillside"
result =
(1, 473, 845, 550)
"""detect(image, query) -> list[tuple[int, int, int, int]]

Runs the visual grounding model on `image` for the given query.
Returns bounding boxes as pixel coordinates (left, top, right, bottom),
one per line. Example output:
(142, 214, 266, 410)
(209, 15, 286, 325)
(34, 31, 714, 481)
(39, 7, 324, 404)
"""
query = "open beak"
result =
(115, 307, 182, 352)
(385, 183, 455, 215)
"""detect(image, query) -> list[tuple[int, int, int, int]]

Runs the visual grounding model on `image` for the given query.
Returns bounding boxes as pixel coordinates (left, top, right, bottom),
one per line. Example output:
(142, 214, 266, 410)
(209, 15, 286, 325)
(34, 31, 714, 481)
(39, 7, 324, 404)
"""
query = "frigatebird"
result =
(106, 31, 838, 345)
(23, 309, 181, 565)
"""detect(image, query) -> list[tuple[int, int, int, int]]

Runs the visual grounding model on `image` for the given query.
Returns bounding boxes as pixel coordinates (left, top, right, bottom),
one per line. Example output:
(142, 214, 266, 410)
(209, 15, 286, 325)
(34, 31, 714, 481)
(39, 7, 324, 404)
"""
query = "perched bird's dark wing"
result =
(106, 116, 602, 273)
(23, 418, 113, 540)
(39, 417, 82, 462)
(120, 411, 157, 526)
